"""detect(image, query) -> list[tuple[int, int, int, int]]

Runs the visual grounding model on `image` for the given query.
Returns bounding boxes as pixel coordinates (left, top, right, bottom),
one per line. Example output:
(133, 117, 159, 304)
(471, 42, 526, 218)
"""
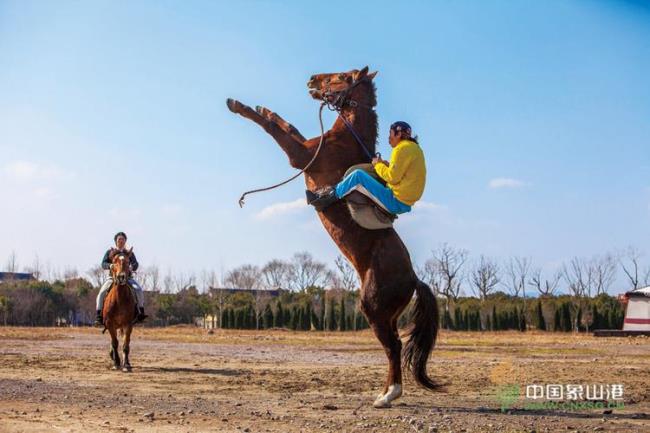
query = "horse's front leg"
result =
(122, 326, 132, 372)
(108, 328, 121, 371)
(226, 98, 312, 168)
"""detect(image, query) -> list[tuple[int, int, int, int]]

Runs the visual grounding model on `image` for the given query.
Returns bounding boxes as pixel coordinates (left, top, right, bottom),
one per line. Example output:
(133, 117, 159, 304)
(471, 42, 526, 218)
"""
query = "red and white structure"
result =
(622, 286, 650, 331)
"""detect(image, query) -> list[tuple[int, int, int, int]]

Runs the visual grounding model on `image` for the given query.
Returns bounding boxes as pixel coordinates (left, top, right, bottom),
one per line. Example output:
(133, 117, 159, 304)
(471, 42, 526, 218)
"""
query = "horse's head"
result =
(109, 247, 133, 285)
(307, 66, 377, 109)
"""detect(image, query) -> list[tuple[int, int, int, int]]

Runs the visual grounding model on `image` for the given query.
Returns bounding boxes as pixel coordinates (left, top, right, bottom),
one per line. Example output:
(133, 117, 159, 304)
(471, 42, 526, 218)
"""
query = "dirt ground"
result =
(0, 327, 648, 433)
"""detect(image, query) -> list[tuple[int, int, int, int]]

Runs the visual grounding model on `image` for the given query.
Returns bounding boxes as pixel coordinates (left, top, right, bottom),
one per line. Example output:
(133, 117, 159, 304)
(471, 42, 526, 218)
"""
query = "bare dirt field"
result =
(0, 327, 648, 433)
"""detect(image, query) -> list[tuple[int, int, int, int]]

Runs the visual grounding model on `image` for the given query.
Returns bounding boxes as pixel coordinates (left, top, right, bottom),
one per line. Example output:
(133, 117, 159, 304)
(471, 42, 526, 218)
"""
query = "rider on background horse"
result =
(307, 121, 426, 213)
(94, 231, 147, 326)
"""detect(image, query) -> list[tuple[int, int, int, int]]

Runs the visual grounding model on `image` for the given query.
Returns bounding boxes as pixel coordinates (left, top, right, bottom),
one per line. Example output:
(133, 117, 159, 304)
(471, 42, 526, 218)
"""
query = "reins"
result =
(237, 78, 377, 207)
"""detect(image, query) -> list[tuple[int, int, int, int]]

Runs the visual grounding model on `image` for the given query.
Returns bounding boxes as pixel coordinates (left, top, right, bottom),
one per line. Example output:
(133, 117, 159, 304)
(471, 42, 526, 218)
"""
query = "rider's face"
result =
(115, 236, 126, 249)
(388, 129, 400, 148)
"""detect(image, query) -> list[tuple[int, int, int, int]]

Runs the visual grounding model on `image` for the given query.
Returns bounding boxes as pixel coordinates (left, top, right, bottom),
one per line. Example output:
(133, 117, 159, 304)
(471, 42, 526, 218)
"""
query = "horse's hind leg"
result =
(370, 319, 403, 408)
(108, 328, 121, 370)
(122, 326, 133, 372)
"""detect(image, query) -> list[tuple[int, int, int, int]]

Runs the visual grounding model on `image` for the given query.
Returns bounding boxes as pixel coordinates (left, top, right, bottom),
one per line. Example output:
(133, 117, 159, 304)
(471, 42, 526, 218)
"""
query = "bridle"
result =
(321, 77, 379, 161)
(237, 76, 377, 207)
(112, 254, 131, 285)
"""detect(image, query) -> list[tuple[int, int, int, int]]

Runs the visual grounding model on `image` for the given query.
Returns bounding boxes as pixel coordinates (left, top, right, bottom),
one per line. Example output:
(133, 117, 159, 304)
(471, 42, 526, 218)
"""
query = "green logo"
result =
(495, 384, 520, 411)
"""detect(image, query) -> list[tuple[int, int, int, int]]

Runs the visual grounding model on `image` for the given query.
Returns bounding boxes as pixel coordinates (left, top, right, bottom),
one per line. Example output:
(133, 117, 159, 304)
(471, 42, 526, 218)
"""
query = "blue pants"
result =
(335, 169, 412, 215)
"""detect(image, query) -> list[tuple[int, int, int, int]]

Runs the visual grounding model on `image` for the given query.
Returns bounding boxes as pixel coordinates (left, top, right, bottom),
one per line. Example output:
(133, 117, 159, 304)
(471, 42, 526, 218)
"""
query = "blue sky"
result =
(1, 1, 648, 292)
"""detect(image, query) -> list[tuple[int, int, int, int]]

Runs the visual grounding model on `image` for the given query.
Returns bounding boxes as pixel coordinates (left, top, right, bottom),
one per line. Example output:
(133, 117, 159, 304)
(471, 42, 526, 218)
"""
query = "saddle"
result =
(342, 164, 397, 230)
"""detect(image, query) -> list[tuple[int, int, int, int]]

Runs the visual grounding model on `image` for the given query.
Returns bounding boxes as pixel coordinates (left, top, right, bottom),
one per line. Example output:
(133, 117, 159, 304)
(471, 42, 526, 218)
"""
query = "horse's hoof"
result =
(373, 398, 392, 409)
(122, 367, 132, 373)
(111, 366, 118, 371)
(226, 98, 240, 113)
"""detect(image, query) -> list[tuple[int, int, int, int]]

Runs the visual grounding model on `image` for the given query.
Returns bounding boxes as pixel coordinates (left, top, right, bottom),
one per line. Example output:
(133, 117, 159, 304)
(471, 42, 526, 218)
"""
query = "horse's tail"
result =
(403, 279, 440, 389)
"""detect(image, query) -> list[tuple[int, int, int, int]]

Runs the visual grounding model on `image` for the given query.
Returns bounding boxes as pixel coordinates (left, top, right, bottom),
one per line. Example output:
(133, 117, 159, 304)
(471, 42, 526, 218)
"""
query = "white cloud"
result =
(488, 177, 528, 189)
(255, 198, 307, 220)
(3, 160, 74, 182)
(414, 201, 448, 212)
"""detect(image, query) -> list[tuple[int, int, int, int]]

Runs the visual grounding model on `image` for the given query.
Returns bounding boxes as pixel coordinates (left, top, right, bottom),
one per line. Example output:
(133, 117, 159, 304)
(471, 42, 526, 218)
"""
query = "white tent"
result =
(623, 286, 650, 331)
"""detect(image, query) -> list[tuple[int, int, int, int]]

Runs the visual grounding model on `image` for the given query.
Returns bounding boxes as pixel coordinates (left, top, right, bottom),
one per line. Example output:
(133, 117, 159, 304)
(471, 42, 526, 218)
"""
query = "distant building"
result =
(0, 272, 35, 284)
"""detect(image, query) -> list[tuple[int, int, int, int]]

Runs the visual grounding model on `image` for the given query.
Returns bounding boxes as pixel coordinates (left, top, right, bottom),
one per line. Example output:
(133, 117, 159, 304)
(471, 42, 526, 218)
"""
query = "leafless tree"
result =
(503, 257, 531, 297)
(562, 257, 594, 332)
(224, 264, 261, 290)
(261, 259, 291, 289)
(431, 244, 468, 307)
(334, 255, 358, 291)
(288, 252, 329, 291)
(418, 259, 443, 297)
(63, 267, 79, 280)
(644, 266, 650, 287)
(6, 250, 18, 273)
(163, 268, 174, 293)
(619, 246, 643, 290)
(144, 265, 161, 292)
(86, 265, 106, 288)
(23, 254, 42, 280)
(253, 290, 272, 329)
(529, 268, 562, 296)
(470, 255, 500, 299)
(174, 271, 196, 292)
(563, 257, 588, 298)
(590, 253, 617, 295)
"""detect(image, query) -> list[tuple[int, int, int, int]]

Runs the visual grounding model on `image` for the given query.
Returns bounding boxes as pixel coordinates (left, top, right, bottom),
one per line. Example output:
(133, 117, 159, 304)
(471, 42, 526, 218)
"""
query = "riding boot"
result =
(306, 187, 338, 211)
(136, 307, 148, 323)
(94, 310, 103, 327)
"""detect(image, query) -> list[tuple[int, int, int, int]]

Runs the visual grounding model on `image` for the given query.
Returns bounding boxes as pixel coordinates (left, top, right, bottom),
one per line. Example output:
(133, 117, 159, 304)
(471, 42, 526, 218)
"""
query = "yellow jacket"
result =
(373, 139, 426, 206)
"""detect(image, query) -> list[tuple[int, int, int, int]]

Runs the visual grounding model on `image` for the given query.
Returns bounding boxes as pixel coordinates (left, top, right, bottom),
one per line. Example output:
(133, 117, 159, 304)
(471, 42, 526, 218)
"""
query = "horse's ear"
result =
(353, 66, 369, 81)
(367, 71, 378, 80)
(127, 246, 133, 255)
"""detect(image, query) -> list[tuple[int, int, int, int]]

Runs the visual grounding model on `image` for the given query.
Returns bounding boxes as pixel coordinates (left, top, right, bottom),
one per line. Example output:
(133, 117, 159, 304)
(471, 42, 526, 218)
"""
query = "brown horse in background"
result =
(227, 66, 440, 408)
(103, 248, 137, 372)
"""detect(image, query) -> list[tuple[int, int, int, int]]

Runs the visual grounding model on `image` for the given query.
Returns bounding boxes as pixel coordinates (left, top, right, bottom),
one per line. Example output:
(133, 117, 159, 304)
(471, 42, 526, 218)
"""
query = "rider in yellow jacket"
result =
(307, 121, 426, 213)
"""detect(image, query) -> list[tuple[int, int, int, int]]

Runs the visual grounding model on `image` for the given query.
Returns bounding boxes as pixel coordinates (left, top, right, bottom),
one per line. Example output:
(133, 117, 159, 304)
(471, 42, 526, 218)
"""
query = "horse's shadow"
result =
(137, 366, 242, 376)
(395, 403, 647, 422)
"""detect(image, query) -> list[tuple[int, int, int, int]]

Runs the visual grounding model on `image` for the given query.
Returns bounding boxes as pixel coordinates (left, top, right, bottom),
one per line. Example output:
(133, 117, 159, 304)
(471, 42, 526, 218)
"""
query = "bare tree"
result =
(63, 267, 79, 280)
(173, 271, 196, 292)
(253, 290, 272, 329)
(470, 255, 500, 299)
(563, 257, 588, 298)
(644, 266, 650, 287)
(23, 254, 42, 280)
(419, 259, 443, 297)
(431, 244, 468, 306)
(6, 250, 18, 273)
(288, 252, 329, 291)
(86, 265, 106, 288)
(590, 253, 617, 296)
(529, 268, 561, 296)
(163, 268, 174, 293)
(334, 255, 358, 291)
(224, 264, 261, 290)
(619, 246, 643, 290)
(503, 257, 531, 298)
(145, 265, 161, 292)
(261, 259, 291, 289)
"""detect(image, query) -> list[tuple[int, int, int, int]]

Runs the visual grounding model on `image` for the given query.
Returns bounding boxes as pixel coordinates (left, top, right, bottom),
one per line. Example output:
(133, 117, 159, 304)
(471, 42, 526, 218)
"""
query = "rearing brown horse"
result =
(103, 248, 137, 372)
(227, 66, 440, 408)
